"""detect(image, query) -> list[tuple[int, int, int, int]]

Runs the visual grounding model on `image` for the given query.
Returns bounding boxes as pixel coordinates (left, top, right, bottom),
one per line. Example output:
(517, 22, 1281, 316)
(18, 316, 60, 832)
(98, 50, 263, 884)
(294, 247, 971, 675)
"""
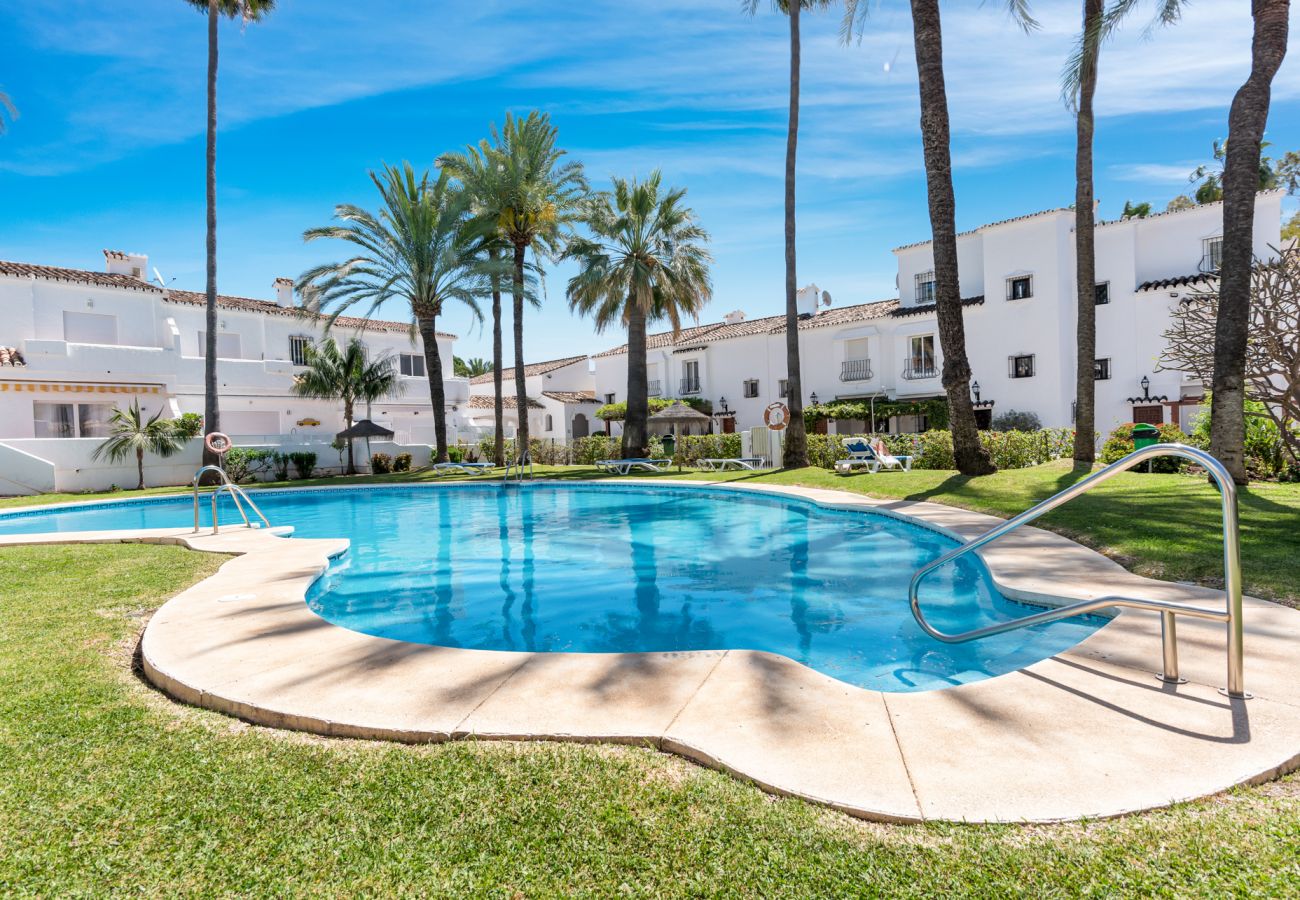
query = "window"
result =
(33, 401, 115, 438)
(1006, 275, 1033, 301)
(198, 331, 242, 359)
(843, 337, 870, 361)
(914, 270, 936, 304)
(1201, 236, 1223, 272)
(743, 379, 759, 399)
(289, 335, 312, 366)
(1009, 354, 1036, 379)
(399, 353, 426, 377)
(1093, 358, 1111, 380)
(904, 335, 936, 379)
(680, 360, 700, 394)
(604, 393, 616, 405)
(778, 378, 789, 397)
(1095, 282, 1110, 305)
(1132, 405, 1164, 425)
(63, 311, 118, 345)
(544, 414, 554, 432)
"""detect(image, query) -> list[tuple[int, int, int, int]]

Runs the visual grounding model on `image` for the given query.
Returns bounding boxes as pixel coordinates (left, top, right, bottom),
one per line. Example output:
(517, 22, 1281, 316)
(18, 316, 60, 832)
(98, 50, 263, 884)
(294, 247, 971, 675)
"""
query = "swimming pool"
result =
(0, 484, 1104, 692)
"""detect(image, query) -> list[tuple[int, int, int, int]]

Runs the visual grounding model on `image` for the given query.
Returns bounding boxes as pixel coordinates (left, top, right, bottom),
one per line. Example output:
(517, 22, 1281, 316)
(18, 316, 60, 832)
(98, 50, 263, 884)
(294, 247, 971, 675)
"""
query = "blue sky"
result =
(2, 0, 1298, 365)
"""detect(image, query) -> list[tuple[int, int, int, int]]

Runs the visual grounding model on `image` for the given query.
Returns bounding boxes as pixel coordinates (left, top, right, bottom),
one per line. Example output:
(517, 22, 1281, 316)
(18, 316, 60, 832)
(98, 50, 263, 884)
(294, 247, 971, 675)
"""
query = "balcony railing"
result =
(679, 377, 701, 395)
(648, 379, 662, 397)
(901, 360, 938, 380)
(840, 358, 874, 382)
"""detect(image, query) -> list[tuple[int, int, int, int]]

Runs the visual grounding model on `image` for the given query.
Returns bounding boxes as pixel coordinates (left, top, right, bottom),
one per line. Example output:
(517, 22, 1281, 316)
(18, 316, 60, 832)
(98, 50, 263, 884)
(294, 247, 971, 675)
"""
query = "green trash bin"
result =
(661, 434, 676, 458)
(1132, 423, 1160, 450)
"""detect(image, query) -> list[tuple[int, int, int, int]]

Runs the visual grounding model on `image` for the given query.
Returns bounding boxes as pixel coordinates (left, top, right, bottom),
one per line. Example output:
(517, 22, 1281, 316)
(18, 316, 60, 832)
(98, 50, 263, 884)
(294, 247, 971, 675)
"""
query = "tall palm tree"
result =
(844, 1, 1035, 476)
(91, 400, 184, 490)
(455, 357, 493, 378)
(291, 337, 401, 475)
(490, 111, 587, 460)
(1062, 1, 1183, 467)
(298, 163, 500, 463)
(744, 0, 834, 469)
(565, 172, 714, 458)
(1212, 0, 1290, 484)
(184, 0, 275, 472)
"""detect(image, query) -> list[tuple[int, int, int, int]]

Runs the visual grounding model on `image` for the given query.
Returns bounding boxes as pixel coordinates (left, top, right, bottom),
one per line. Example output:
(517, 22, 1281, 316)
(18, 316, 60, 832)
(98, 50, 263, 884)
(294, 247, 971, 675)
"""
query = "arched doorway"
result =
(572, 413, 590, 438)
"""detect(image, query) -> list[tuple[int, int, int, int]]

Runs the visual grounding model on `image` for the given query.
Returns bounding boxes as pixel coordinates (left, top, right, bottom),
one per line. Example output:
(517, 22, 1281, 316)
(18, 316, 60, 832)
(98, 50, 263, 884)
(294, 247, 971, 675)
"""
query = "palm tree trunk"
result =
(624, 297, 650, 459)
(490, 249, 505, 467)
(909, 0, 996, 477)
(781, 0, 809, 469)
(137, 446, 145, 491)
(343, 398, 355, 475)
(512, 242, 530, 460)
(1210, 0, 1289, 486)
(1072, 0, 1103, 466)
(419, 315, 449, 463)
(202, 0, 221, 475)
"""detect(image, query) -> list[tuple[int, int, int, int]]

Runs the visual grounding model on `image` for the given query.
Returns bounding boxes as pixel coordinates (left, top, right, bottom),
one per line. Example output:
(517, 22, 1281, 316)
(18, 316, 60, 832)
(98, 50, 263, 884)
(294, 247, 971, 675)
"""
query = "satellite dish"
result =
(152, 267, 174, 288)
(821, 290, 833, 307)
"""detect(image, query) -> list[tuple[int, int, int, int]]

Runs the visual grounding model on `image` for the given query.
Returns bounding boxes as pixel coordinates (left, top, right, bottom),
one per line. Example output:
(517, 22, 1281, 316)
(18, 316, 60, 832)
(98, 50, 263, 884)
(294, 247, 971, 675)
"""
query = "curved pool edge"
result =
(5, 479, 1300, 823)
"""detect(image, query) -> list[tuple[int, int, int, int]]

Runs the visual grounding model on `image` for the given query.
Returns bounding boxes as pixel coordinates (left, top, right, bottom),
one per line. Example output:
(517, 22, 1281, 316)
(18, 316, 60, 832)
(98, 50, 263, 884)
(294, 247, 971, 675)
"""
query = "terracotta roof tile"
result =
(1136, 272, 1217, 292)
(890, 296, 986, 318)
(0, 347, 26, 367)
(470, 354, 589, 384)
(0, 260, 162, 292)
(465, 394, 543, 410)
(541, 390, 598, 403)
(893, 208, 1072, 252)
(162, 289, 457, 339)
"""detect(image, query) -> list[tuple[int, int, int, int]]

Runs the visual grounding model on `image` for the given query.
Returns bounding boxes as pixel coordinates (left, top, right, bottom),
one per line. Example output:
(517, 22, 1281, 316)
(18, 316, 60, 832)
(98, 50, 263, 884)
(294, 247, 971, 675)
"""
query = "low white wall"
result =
(0, 442, 59, 495)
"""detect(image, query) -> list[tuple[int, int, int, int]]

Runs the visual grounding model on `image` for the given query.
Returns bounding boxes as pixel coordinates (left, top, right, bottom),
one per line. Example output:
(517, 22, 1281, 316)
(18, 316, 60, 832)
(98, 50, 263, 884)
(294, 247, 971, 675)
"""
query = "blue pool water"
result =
(0, 485, 1104, 692)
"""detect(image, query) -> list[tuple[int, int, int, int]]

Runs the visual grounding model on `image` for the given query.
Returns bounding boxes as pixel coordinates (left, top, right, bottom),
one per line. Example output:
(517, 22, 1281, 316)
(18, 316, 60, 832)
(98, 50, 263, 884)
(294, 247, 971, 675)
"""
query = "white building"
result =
(0, 250, 471, 491)
(593, 192, 1286, 437)
(465, 354, 598, 441)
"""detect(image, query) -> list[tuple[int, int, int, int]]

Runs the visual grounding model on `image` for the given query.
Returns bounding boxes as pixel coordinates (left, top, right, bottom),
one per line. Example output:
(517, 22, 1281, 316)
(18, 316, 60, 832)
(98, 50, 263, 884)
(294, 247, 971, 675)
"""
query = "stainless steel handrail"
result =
(908, 444, 1246, 697)
(192, 465, 271, 535)
(502, 450, 534, 483)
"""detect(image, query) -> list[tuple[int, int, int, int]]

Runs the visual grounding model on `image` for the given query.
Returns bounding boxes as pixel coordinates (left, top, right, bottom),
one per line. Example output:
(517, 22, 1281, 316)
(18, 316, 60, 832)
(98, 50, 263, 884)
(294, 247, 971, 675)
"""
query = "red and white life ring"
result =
(763, 402, 790, 431)
(204, 431, 233, 455)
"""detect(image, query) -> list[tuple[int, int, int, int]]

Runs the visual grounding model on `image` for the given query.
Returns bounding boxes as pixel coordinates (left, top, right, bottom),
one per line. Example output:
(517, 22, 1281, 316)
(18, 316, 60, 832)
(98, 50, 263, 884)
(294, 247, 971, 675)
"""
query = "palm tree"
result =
(454, 356, 493, 378)
(291, 337, 400, 475)
(844, 1, 1035, 477)
(565, 172, 713, 458)
(183, 0, 275, 472)
(1211, 0, 1290, 485)
(298, 163, 500, 463)
(744, 1, 834, 469)
(91, 400, 184, 490)
(490, 111, 587, 460)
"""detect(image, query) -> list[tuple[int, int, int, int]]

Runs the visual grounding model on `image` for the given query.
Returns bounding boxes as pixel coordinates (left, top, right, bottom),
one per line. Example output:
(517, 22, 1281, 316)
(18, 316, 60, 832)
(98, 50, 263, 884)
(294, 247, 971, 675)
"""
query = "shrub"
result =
(288, 451, 316, 479)
(572, 435, 620, 465)
(991, 409, 1042, 432)
(269, 451, 291, 481)
(1100, 423, 1191, 474)
(371, 452, 392, 474)
(808, 428, 1074, 472)
(393, 452, 412, 472)
(676, 434, 743, 465)
(168, 412, 204, 440)
(446, 445, 465, 463)
(221, 447, 266, 483)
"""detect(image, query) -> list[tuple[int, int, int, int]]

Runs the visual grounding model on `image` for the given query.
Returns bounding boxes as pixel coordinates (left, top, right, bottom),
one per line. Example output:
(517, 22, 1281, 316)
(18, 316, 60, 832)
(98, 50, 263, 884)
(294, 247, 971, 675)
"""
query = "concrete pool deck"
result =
(3, 480, 1299, 823)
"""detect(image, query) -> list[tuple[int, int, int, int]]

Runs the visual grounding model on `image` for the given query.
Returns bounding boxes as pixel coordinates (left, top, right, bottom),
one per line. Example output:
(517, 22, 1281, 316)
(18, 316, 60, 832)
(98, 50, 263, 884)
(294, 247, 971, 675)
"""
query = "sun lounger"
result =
(697, 457, 766, 471)
(834, 439, 912, 475)
(594, 458, 672, 475)
(431, 461, 496, 476)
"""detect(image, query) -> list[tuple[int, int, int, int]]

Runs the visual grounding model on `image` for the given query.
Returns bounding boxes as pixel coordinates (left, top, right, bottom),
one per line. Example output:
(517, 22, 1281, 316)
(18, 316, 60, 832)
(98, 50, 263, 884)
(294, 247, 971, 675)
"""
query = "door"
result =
(572, 413, 589, 438)
(721, 416, 735, 434)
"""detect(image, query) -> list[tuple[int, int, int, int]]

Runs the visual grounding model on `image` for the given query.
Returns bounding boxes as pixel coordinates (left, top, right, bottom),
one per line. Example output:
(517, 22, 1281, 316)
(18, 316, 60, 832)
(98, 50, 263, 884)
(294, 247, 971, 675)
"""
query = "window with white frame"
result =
(1095, 282, 1110, 305)
(743, 379, 759, 399)
(1006, 275, 1033, 301)
(544, 413, 554, 432)
(914, 270, 936, 304)
(680, 360, 701, 394)
(778, 378, 789, 397)
(1009, 354, 1036, 378)
(197, 331, 242, 359)
(1094, 358, 1111, 380)
(399, 353, 425, 377)
(289, 335, 312, 366)
(1202, 236, 1223, 272)
(905, 334, 936, 378)
(33, 401, 116, 439)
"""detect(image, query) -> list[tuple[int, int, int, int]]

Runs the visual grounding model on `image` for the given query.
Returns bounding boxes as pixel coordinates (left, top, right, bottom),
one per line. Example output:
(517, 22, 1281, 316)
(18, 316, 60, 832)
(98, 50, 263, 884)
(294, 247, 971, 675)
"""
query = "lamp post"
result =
(718, 395, 730, 415)
(971, 380, 981, 403)
(809, 391, 818, 406)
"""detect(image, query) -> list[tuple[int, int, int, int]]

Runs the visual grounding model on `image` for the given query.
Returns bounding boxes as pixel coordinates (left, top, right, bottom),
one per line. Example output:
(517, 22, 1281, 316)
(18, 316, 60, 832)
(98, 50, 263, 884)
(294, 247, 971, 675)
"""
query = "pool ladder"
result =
(502, 450, 534, 484)
(192, 465, 271, 535)
(909, 444, 1247, 698)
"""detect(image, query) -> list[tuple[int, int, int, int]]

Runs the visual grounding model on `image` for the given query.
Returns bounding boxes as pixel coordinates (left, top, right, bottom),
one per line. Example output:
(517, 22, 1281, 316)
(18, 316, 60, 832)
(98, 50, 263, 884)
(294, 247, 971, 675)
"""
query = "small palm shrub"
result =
(446, 445, 465, 463)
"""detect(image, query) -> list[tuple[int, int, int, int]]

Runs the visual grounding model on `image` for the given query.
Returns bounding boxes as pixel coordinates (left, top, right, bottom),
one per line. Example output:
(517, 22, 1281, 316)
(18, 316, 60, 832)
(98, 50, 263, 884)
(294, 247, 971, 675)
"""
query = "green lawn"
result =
(1, 542, 1298, 896)
(5, 459, 1298, 605)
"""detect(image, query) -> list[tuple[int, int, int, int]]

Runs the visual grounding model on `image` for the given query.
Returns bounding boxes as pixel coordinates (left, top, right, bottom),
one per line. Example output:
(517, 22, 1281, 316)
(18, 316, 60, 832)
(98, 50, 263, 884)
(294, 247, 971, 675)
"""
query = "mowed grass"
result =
(1, 542, 1299, 896)
(4, 458, 1298, 605)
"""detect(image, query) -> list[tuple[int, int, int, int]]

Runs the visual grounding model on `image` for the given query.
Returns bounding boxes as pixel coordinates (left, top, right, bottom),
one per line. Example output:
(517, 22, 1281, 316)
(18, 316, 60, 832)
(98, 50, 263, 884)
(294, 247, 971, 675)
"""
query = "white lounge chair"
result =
(834, 439, 913, 475)
(697, 457, 766, 471)
(431, 461, 496, 476)
(594, 458, 672, 475)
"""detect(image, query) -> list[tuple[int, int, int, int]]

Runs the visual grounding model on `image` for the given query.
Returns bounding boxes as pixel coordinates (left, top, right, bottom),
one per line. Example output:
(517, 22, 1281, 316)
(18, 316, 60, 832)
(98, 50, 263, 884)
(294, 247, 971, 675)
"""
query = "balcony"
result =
(901, 360, 938, 380)
(679, 377, 701, 395)
(840, 358, 874, 382)
(648, 379, 662, 397)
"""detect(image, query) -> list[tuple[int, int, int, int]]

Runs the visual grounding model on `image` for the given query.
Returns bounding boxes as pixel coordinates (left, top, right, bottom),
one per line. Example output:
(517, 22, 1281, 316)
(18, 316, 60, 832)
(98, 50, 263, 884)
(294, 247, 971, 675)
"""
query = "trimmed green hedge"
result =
(808, 429, 1074, 471)
(596, 397, 713, 421)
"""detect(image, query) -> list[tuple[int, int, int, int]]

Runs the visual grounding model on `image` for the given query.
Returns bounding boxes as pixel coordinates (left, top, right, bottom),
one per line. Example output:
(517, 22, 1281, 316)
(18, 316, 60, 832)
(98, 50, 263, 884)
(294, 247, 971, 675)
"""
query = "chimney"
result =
(723, 309, 746, 325)
(104, 249, 149, 281)
(273, 277, 295, 308)
(796, 283, 821, 318)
